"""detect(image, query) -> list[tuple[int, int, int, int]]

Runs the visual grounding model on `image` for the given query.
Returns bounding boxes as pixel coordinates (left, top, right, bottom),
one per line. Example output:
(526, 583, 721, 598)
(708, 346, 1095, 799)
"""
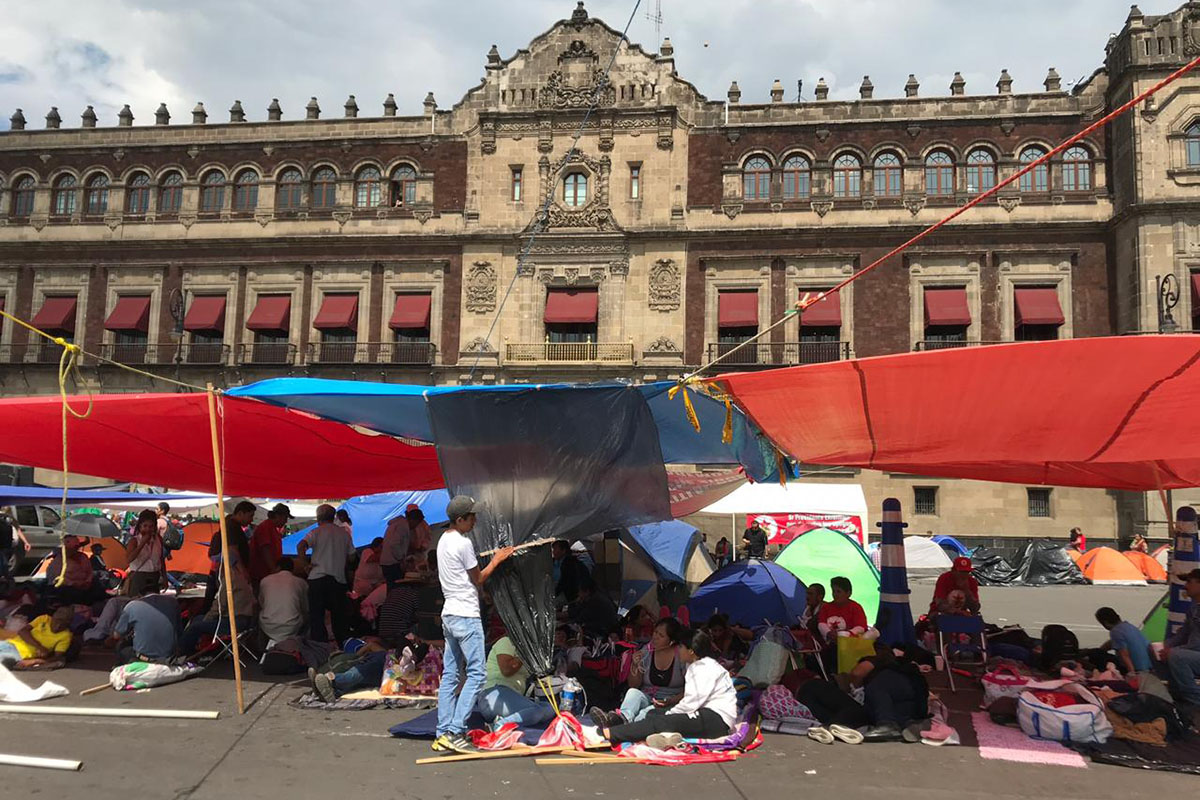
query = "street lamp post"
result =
(1156, 273, 1180, 334)
(168, 288, 185, 391)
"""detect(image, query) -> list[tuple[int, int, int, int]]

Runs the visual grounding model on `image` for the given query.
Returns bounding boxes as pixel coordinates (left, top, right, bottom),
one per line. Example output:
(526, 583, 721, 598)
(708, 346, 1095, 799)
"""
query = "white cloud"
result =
(0, 0, 1162, 129)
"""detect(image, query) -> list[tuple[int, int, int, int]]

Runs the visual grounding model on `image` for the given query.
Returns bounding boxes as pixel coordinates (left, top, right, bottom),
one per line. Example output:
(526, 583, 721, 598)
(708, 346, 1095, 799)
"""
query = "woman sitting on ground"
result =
(622, 605, 656, 643)
(600, 627, 737, 748)
(591, 617, 685, 728)
(706, 613, 752, 663)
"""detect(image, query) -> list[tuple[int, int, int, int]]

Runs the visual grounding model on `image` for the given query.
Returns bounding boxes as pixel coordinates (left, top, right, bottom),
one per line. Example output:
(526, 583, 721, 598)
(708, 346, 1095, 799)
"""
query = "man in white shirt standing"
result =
(432, 495, 514, 755)
(297, 504, 354, 644)
(258, 557, 308, 643)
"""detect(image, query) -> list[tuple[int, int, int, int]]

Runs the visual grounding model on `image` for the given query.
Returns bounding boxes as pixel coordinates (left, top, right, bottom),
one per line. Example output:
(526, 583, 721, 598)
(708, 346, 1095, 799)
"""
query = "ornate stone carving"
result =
(999, 120, 1016, 136)
(903, 197, 926, 216)
(177, 214, 196, 230)
(103, 215, 122, 231)
(481, 119, 497, 155)
(998, 196, 1021, 213)
(540, 204, 617, 231)
(465, 260, 497, 313)
(906, 124, 922, 139)
(564, 267, 581, 284)
(332, 209, 352, 229)
(516, 260, 535, 277)
(186, 146, 200, 159)
(608, 258, 629, 276)
(811, 200, 833, 218)
(559, 40, 598, 63)
(413, 208, 433, 225)
(861, 198, 877, 211)
(112, 148, 125, 161)
(646, 336, 680, 353)
(254, 213, 272, 228)
(540, 69, 615, 110)
(1184, 10, 1200, 56)
(648, 259, 681, 311)
(721, 203, 743, 220)
(588, 267, 607, 283)
(462, 336, 495, 354)
(815, 128, 831, 143)
(30, 217, 47, 232)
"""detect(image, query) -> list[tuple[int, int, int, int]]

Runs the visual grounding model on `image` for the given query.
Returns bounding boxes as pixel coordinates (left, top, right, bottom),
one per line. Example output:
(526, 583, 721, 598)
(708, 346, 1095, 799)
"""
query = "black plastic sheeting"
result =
(426, 385, 673, 677)
(1085, 735, 1200, 775)
(972, 540, 1088, 586)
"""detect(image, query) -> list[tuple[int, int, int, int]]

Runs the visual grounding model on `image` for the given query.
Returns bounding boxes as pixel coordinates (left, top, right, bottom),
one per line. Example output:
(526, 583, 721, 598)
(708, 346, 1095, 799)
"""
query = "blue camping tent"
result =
(282, 489, 451, 552)
(687, 559, 806, 627)
(932, 535, 971, 558)
(625, 520, 713, 585)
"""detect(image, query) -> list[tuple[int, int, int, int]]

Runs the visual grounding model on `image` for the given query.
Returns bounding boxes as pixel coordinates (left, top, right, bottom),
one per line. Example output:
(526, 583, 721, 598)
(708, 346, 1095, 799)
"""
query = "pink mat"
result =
(970, 712, 1088, 769)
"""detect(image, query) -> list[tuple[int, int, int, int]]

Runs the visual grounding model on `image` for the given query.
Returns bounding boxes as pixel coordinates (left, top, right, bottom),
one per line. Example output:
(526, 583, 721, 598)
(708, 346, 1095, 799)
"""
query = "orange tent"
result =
(1066, 548, 1083, 564)
(1078, 546, 1148, 585)
(1125, 550, 1168, 582)
(82, 537, 130, 571)
(168, 521, 218, 576)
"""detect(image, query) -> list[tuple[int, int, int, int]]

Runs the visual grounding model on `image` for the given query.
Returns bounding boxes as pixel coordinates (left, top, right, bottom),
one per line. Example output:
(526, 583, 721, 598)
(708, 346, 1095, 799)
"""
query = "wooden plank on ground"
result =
(415, 746, 570, 765)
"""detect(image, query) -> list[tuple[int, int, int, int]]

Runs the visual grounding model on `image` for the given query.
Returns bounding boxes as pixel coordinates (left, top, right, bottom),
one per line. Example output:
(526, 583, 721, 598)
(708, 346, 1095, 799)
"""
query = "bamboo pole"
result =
(415, 745, 572, 765)
(0, 705, 219, 719)
(0, 753, 83, 771)
(79, 683, 110, 696)
(206, 384, 244, 715)
(477, 537, 554, 558)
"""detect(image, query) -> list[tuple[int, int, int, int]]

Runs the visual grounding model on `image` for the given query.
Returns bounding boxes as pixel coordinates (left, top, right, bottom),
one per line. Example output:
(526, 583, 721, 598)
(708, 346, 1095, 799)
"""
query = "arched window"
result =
(51, 175, 77, 216)
(873, 152, 902, 197)
(833, 154, 861, 198)
(11, 176, 35, 217)
(126, 172, 151, 214)
(276, 168, 303, 210)
(311, 167, 337, 209)
(742, 156, 771, 200)
(354, 166, 382, 208)
(158, 171, 183, 214)
(964, 149, 996, 194)
(1062, 145, 1093, 192)
(232, 170, 259, 211)
(563, 172, 588, 206)
(84, 174, 109, 215)
(199, 171, 226, 213)
(1018, 147, 1049, 193)
(391, 165, 417, 206)
(1187, 123, 1200, 166)
(924, 151, 954, 196)
(781, 155, 811, 200)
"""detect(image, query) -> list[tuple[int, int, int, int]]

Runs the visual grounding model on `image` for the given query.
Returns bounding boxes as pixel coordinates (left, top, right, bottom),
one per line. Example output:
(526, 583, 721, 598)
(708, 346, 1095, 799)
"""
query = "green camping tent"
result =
(775, 527, 882, 622)
(1143, 591, 1168, 642)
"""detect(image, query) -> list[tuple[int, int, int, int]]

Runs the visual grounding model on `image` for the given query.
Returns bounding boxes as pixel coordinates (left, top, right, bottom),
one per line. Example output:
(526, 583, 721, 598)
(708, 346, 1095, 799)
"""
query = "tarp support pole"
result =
(206, 383, 244, 715)
(730, 514, 736, 562)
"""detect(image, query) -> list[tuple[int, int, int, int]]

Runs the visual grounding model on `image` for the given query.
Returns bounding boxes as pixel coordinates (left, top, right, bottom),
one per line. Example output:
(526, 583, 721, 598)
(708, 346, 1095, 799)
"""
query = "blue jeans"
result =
(1168, 647, 1200, 704)
(477, 684, 555, 728)
(437, 614, 486, 736)
(620, 688, 655, 723)
(333, 650, 387, 694)
(0, 640, 20, 665)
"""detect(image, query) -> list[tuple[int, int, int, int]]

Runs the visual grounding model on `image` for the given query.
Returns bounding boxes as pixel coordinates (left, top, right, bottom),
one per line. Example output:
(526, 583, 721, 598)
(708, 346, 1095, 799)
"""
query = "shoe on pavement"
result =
(445, 733, 480, 754)
(806, 726, 835, 745)
(645, 731, 683, 751)
(589, 707, 615, 730)
(431, 735, 454, 753)
(829, 724, 864, 744)
(312, 672, 337, 703)
(863, 723, 903, 742)
(902, 720, 931, 743)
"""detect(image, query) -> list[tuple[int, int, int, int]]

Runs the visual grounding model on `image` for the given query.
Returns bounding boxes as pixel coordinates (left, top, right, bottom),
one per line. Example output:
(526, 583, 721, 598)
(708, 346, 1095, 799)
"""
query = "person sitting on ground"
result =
(705, 613, 751, 663)
(110, 587, 179, 665)
(405, 504, 432, 558)
(45, 534, 106, 606)
(249, 503, 291, 586)
(591, 617, 685, 729)
(1129, 533, 1149, 554)
(1092, 606, 1152, 682)
(0, 606, 74, 669)
(602, 627, 737, 747)
(741, 522, 768, 560)
(1163, 568, 1200, 707)
(553, 540, 589, 607)
(714, 537, 730, 568)
(353, 537, 386, 598)
(797, 583, 826, 641)
(258, 557, 308, 644)
(930, 557, 980, 618)
(380, 510, 411, 587)
(125, 509, 166, 597)
(180, 545, 256, 656)
(622, 605, 656, 642)
(476, 633, 556, 730)
(819, 576, 871, 643)
(88, 543, 107, 573)
(567, 577, 618, 640)
(854, 646, 931, 742)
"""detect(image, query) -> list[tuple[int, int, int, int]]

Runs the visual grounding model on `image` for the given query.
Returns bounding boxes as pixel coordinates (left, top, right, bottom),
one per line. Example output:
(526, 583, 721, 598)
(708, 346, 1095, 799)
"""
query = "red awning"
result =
(544, 288, 598, 324)
(245, 295, 292, 332)
(924, 287, 971, 326)
(104, 296, 150, 333)
(389, 293, 432, 329)
(31, 296, 77, 333)
(799, 289, 841, 327)
(1014, 288, 1064, 326)
(718, 291, 758, 328)
(183, 295, 227, 333)
(709, 336, 1200, 492)
(313, 294, 359, 330)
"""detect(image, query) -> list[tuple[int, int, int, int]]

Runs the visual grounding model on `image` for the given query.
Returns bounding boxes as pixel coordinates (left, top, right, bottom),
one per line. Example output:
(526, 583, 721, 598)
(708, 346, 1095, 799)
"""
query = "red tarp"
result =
(710, 336, 1200, 491)
(0, 393, 443, 497)
(31, 296, 78, 332)
(718, 291, 758, 328)
(104, 296, 151, 333)
(544, 288, 598, 324)
(799, 289, 841, 327)
(1014, 288, 1064, 326)
(245, 295, 291, 332)
(389, 293, 432, 329)
(183, 296, 227, 332)
(313, 294, 359, 330)
(924, 287, 971, 326)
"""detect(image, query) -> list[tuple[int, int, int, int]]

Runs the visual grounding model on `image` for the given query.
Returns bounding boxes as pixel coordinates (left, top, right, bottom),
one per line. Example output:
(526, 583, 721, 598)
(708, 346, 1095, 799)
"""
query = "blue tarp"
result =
(281, 489, 451, 553)
(687, 558, 807, 627)
(0, 487, 198, 506)
(226, 378, 777, 482)
(625, 520, 701, 585)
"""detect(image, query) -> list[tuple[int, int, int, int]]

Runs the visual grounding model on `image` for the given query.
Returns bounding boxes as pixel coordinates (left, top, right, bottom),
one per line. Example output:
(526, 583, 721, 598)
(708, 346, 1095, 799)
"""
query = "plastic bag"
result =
(738, 639, 791, 688)
(982, 665, 1031, 706)
(109, 661, 201, 690)
(1017, 679, 1113, 744)
(836, 635, 876, 673)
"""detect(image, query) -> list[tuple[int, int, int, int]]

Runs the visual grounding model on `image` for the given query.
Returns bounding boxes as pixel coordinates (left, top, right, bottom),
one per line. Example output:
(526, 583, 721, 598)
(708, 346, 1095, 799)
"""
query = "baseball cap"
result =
(270, 503, 294, 519)
(405, 503, 421, 513)
(446, 495, 477, 521)
(953, 556, 973, 572)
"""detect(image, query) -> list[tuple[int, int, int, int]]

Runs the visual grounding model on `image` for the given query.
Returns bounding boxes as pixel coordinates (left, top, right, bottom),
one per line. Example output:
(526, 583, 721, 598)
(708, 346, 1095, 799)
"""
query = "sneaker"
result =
(806, 726, 835, 745)
(312, 672, 337, 703)
(431, 734, 454, 753)
(445, 733, 480, 754)
(645, 731, 683, 751)
(589, 707, 614, 729)
(829, 724, 864, 745)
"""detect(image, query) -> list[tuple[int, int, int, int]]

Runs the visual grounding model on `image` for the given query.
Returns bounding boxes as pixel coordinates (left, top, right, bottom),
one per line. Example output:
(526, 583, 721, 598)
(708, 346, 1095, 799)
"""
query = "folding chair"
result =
(936, 614, 987, 692)
(789, 628, 828, 680)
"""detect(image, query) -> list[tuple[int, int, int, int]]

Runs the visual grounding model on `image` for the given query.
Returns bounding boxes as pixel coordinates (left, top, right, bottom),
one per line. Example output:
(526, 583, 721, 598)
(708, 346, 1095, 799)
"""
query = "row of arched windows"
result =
(4, 164, 422, 218)
(741, 146, 1095, 201)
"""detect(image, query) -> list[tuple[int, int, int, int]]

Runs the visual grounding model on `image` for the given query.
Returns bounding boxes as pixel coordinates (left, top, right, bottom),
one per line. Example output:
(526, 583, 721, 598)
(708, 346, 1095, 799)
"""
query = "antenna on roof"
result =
(646, 0, 663, 44)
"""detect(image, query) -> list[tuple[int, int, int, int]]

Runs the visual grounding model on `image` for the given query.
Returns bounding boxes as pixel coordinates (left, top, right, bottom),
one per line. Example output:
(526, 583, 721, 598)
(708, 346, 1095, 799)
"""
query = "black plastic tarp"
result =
(426, 385, 673, 677)
(971, 546, 1019, 586)
(972, 540, 1088, 586)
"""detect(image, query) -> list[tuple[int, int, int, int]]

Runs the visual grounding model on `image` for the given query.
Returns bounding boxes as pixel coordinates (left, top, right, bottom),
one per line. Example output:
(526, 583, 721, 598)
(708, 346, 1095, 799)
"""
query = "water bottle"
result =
(561, 678, 579, 714)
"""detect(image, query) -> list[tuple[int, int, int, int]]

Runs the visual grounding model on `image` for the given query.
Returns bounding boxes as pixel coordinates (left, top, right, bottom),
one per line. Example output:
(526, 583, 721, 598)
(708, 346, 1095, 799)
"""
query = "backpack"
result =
(0, 516, 12, 549)
(1039, 624, 1080, 672)
(161, 524, 184, 552)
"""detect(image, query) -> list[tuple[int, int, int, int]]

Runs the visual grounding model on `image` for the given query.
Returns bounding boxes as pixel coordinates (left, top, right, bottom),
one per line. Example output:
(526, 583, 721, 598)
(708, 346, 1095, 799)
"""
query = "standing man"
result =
(155, 502, 171, 537)
(1164, 568, 1200, 706)
(406, 504, 432, 558)
(298, 504, 354, 644)
(742, 520, 768, 560)
(381, 510, 411, 587)
(432, 495, 514, 754)
(250, 503, 292, 586)
(203, 500, 256, 613)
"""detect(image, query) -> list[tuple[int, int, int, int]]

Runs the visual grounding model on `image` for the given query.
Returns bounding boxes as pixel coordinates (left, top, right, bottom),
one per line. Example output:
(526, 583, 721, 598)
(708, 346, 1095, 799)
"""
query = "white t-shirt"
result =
(437, 529, 480, 618)
(302, 523, 354, 583)
(258, 570, 308, 642)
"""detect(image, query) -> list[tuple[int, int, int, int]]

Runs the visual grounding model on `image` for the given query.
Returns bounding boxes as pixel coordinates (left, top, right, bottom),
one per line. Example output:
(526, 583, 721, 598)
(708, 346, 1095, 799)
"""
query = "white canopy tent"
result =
(699, 482, 869, 557)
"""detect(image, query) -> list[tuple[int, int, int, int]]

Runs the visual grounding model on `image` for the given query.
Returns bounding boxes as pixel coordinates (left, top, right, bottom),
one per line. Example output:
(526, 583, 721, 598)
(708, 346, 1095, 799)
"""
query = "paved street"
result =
(0, 583, 1187, 799)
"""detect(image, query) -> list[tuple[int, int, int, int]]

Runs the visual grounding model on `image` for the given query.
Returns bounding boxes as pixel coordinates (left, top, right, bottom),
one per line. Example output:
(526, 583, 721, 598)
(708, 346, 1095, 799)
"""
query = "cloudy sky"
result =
(0, 0, 1166, 129)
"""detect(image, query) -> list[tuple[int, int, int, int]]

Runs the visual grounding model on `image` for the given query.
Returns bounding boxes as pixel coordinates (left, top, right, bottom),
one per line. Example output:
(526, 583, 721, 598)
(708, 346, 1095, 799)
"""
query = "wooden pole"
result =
(206, 384, 244, 715)
(0, 705, 219, 719)
(0, 753, 83, 771)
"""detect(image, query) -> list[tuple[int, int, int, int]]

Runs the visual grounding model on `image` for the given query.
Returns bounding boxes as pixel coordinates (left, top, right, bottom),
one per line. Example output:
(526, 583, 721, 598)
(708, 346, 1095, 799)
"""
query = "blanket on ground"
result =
(290, 691, 435, 711)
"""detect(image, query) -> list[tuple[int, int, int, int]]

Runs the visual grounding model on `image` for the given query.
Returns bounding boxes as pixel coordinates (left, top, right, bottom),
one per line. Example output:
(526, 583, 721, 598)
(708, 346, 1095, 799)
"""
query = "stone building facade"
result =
(0, 1, 1195, 543)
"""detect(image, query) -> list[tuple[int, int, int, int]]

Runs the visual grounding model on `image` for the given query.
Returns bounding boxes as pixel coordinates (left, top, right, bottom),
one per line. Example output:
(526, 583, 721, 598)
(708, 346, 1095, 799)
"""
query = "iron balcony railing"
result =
(705, 341, 850, 367)
(304, 341, 437, 365)
(180, 342, 231, 365)
(380, 341, 436, 365)
(505, 340, 635, 364)
(237, 341, 297, 366)
(914, 340, 1008, 351)
(97, 342, 162, 365)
